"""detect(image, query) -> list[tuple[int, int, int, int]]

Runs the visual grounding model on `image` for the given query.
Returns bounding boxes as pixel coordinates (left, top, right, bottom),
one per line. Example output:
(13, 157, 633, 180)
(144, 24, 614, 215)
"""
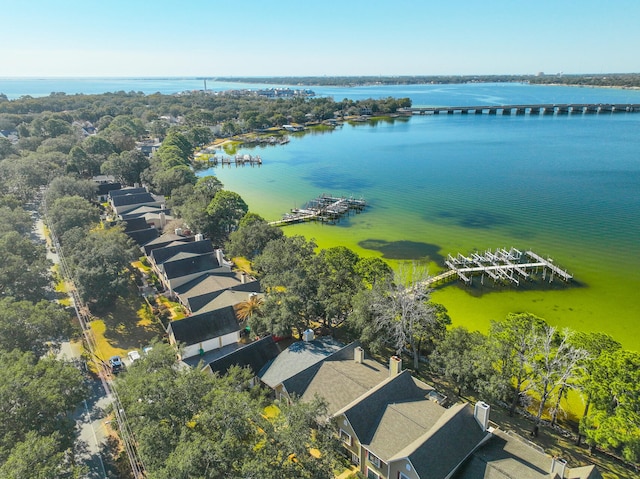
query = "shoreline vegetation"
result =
(211, 73, 640, 89)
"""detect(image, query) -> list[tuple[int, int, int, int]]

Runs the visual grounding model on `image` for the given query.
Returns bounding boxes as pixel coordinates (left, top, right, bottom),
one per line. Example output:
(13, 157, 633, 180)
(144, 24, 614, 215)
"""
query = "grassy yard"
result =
(88, 294, 165, 365)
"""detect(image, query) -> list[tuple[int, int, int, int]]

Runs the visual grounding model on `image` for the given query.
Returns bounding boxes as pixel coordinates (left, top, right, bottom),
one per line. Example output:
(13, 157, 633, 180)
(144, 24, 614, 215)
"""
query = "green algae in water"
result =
(208, 114, 640, 351)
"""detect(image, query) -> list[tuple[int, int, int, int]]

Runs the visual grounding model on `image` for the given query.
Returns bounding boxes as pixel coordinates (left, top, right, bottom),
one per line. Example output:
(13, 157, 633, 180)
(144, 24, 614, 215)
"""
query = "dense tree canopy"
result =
(0, 350, 86, 465)
(115, 343, 342, 478)
(225, 213, 284, 260)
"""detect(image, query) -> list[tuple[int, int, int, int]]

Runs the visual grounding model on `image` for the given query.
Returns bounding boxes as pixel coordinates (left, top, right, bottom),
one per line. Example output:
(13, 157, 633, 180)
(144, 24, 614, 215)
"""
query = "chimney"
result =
(302, 329, 315, 342)
(215, 248, 224, 266)
(175, 227, 183, 236)
(195, 233, 204, 242)
(159, 212, 166, 229)
(474, 401, 491, 431)
(241, 272, 246, 284)
(354, 346, 364, 364)
(550, 457, 567, 478)
(389, 355, 402, 377)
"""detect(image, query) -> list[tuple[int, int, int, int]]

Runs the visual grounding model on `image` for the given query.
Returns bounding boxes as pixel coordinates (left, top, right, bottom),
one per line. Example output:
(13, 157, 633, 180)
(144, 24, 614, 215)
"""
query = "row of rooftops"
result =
(201, 336, 602, 479)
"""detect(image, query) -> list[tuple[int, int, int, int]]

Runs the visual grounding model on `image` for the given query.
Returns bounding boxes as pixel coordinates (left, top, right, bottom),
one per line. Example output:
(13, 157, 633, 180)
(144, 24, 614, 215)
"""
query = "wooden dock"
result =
(205, 153, 262, 166)
(268, 193, 366, 226)
(425, 248, 573, 287)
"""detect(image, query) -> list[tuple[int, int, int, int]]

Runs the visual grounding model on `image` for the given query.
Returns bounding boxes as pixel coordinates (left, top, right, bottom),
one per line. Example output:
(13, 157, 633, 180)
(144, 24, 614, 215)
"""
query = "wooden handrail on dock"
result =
(268, 193, 366, 226)
(425, 248, 573, 288)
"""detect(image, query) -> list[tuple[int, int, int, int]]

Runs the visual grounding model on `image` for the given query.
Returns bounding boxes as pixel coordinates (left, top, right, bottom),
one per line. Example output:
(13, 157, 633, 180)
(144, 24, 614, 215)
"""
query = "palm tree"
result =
(235, 294, 264, 322)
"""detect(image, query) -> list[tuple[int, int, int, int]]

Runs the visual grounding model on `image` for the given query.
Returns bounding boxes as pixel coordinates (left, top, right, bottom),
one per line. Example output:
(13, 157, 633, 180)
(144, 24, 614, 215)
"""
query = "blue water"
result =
(3, 78, 639, 349)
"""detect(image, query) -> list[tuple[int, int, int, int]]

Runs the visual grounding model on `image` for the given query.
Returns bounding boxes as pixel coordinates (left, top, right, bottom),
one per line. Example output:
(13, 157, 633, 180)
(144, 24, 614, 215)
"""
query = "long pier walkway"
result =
(268, 193, 366, 226)
(425, 248, 572, 287)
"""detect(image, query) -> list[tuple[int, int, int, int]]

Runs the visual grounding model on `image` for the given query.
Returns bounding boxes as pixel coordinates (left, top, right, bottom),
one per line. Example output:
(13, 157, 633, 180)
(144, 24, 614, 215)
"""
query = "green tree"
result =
(225, 213, 284, 260)
(45, 175, 97, 205)
(66, 226, 139, 308)
(430, 326, 489, 396)
(0, 231, 51, 302)
(488, 313, 547, 416)
(206, 190, 248, 245)
(152, 165, 197, 196)
(0, 298, 72, 356)
(0, 431, 86, 479)
(316, 246, 362, 329)
(580, 349, 640, 462)
(0, 350, 87, 460)
(252, 236, 319, 338)
(100, 149, 150, 186)
(354, 256, 393, 288)
(570, 332, 621, 436)
(47, 195, 99, 241)
(115, 344, 341, 478)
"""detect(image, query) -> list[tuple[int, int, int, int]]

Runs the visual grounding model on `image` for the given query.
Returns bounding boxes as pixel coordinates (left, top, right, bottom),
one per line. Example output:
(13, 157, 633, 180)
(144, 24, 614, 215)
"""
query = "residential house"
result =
(452, 428, 603, 479)
(120, 216, 159, 247)
(0, 129, 19, 143)
(259, 335, 345, 401)
(265, 341, 390, 416)
(120, 205, 172, 231)
(203, 335, 281, 381)
(148, 238, 215, 269)
(260, 340, 603, 479)
(173, 271, 260, 314)
(109, 190, 165, 215)
(157, 251, 229, 294)
(91, 175, 121, 202)
(142, 232, 191, 256)
(167, 305, 240, 360)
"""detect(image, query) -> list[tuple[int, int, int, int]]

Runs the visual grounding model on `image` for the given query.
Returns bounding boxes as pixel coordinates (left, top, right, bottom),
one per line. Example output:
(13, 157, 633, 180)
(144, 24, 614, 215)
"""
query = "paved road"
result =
(33, 212, 112, 478)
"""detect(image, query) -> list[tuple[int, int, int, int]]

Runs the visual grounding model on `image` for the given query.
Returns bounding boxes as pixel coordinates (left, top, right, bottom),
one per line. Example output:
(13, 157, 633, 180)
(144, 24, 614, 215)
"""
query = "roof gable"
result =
(398, 403, 487, 479)
(206, 336, 280, 376)
(168, 306, 239, 345)
(284, 342, 389, 416)
(108, 187, 148, 198)
(160, 253, 220, 280)
(150, 239, 214, 265)
(337, 371, 439, 448)
(111, 192, 156, 207)
(122, 217, 149, 232)
(259, 337, 344, 388)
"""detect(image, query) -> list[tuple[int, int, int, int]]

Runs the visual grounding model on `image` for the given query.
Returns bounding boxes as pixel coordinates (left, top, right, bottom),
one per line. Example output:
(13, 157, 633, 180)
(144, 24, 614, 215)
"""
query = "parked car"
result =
(127, 350, 141, 363)
(108, 355, 124, 373)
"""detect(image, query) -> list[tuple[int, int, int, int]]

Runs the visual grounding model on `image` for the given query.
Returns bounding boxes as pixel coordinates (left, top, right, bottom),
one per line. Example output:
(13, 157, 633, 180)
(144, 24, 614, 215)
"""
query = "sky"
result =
(1, 0, 639, 77)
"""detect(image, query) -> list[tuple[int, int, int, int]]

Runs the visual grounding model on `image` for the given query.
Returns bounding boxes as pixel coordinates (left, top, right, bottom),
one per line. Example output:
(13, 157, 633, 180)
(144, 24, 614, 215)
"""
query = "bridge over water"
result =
(403, 103, 640, 116)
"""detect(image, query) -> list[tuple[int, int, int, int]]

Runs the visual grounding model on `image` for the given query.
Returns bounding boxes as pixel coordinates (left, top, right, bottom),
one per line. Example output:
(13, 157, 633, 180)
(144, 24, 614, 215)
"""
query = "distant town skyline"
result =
(2, 0, 639, 78)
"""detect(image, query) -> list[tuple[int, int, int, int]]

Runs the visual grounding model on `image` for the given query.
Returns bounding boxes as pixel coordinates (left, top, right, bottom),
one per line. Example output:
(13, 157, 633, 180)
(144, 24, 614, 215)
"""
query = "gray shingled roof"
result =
(259, 337, 344, 388)
(452, 428, 588, 479)
(397, 403, 488, 479)
(283, 342, 389, 416)
(195, 289, 263, 315)
(150, 239, 214, 265)
(168, 306, 239, 345)
(206, 336, 281, 376)
(127, 227, 159, 246)
(122, 217, 149, 232)
(108, 187, 147, 199)
(160, 253, 220, 280)
(120, 205, 169, 219)
(142, 234, 190, 255)
(111, 192, 156, 207)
